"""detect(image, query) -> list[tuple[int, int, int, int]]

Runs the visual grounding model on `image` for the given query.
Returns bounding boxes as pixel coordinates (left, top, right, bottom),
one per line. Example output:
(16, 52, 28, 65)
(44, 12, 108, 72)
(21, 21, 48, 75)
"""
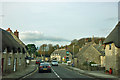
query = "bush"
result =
(83, 61, 88, 66)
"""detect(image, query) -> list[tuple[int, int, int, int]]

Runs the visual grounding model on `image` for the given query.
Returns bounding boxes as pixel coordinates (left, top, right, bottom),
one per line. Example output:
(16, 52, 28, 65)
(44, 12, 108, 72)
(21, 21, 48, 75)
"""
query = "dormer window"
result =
(109, 44, 111, 50)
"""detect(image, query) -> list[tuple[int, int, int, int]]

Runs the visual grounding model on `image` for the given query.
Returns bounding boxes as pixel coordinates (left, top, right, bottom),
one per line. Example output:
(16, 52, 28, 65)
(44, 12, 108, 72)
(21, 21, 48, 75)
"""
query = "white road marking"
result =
(51, 67, 62, 80)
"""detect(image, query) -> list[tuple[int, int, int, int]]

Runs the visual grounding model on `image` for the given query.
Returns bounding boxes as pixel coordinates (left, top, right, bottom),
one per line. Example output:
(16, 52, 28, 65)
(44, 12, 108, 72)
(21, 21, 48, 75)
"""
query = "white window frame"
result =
(8, 57, 11, 65)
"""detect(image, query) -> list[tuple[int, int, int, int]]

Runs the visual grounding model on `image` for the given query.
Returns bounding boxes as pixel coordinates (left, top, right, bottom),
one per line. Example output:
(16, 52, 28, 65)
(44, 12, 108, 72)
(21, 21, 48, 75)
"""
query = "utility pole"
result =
(73, 45, 74, 66)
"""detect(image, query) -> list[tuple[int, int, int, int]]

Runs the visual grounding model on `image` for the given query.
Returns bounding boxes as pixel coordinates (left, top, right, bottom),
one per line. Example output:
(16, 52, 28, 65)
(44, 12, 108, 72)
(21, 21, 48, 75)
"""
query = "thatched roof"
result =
(0, 28, 23, 52)
(104, 21, 120, 48)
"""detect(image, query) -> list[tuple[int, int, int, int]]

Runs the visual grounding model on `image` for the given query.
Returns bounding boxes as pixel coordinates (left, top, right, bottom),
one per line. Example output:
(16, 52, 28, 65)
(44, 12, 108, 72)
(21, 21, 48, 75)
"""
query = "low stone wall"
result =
(76, 64, 105, 71)
(89, 66, 105, 71)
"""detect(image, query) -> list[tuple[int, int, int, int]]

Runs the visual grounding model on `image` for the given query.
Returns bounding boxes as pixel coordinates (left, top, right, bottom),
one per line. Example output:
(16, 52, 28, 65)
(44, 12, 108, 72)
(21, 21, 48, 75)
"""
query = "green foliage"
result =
(83, 61, 96, 66)
(83, 61, 88, 66)
(26, 44, 37, 56)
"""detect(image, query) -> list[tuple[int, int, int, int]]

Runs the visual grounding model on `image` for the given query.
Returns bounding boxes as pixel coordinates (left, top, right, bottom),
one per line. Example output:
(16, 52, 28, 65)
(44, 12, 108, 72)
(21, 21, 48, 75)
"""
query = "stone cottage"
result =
(6, 28, 30, 57)
(75, 40, 105, 70)
(50, 49, 72, 62)
(104, 21, 120, 75)
(1, 28, 27, 75)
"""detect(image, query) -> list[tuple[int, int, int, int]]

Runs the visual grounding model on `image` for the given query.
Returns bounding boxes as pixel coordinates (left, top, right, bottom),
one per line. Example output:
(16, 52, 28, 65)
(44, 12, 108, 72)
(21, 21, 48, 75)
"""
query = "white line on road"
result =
(51, 67, 62, 80)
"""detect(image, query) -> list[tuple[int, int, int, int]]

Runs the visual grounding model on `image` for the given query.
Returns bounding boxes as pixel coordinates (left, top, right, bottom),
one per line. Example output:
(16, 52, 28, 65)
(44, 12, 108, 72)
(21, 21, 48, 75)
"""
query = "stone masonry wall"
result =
(105, 43, 118, 75)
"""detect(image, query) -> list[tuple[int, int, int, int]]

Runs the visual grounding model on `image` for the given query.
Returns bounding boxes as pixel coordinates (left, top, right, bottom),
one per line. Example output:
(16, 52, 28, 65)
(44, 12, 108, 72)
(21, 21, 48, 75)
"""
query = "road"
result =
(22, 64, 96, 80)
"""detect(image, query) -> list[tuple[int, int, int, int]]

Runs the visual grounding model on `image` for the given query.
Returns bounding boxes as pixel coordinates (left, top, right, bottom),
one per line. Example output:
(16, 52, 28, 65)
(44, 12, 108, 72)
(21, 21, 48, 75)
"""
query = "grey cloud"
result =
(19, 31, 70, 42)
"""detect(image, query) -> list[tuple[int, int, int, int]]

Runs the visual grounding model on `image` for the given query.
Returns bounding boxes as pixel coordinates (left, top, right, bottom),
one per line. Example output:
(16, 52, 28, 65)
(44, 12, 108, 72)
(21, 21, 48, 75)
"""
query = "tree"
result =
(26, 44, 37, 57)
(38, 44, 55, 57)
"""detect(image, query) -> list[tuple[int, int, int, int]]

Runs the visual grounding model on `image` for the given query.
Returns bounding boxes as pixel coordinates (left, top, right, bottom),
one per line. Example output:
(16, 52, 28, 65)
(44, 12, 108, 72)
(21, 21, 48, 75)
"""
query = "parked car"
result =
(36, 59, 44, 64)
(51, 60, 58, 66)
(38, 63, 51, 73)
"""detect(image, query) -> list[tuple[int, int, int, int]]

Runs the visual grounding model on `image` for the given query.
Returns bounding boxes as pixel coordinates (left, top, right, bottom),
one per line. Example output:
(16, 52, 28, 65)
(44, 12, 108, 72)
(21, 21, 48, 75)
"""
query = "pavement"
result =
(61, 63, 120, 79)
(2, 60, 37, 80)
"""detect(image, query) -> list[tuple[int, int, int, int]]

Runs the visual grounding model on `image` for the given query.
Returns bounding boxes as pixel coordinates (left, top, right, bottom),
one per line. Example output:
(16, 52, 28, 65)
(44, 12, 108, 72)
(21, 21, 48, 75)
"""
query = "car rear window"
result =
(52, 61, 57, 62)
(40, 63, 49, 66)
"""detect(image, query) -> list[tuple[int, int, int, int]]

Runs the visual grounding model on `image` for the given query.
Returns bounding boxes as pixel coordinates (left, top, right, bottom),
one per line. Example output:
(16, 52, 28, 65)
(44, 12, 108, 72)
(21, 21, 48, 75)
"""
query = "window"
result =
(8, 57, 11, 65)
(109, 44, 111, 50)
(19, 58, 21, 65)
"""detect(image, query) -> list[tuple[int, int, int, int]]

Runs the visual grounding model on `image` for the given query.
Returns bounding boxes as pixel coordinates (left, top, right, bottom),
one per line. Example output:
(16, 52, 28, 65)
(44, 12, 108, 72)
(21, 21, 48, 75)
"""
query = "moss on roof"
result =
(1, 28, 23, 52)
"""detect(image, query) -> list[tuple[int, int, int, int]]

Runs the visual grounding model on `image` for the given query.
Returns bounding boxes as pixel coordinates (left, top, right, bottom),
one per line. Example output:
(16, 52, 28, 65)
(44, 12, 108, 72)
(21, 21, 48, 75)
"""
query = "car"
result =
(38, 63, 51, 73)
(36, 60, 44, 64)
(67, 60, 71, 66)
(51, 60, 58, 66)
(36, 60, 40, 64)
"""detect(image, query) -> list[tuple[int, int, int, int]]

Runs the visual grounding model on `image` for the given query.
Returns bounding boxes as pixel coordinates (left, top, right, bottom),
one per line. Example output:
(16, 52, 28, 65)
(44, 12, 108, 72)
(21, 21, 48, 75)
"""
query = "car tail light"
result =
(39, 66, 43, 68)
(48, 66, 51, 68)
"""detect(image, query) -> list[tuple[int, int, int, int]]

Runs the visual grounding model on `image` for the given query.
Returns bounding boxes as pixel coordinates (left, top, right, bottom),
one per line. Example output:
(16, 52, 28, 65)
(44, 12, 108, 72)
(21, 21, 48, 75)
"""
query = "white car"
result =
(51, 60, 58, 66)
(67, 60, 71, 66)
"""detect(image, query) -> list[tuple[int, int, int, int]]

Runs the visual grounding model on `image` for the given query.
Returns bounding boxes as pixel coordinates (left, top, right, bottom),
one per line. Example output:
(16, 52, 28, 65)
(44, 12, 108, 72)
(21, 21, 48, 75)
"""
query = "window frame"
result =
(8, 57, 11, 65)
(109, 43, 112, 50)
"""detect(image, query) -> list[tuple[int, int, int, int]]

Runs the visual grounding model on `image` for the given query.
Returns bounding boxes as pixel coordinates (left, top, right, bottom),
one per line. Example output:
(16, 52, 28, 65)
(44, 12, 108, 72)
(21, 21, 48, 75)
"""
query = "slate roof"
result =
(93, 44, 105, 56)
(75, 42, 105, 58)
(0, 28, 23, 52)
(103, 21, 120, 48)
(10, 32, 30, 56)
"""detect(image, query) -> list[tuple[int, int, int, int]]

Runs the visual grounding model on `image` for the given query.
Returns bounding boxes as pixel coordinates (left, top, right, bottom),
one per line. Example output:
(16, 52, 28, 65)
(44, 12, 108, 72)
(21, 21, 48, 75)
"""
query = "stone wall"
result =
(100, 56, 105, 67)
(2, 51, 26, 74)
(76, 45, 103, 70)
(105, 43, 120, 75)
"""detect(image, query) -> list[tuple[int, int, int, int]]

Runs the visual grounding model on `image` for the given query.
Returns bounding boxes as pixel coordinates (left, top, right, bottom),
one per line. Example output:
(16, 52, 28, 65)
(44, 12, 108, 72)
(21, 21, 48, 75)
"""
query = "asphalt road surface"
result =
(23, 64, 97, 80)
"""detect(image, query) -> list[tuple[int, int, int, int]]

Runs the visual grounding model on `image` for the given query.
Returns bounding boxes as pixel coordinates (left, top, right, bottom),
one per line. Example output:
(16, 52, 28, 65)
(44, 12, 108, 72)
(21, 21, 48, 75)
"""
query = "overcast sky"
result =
(1, 1, 119, 47)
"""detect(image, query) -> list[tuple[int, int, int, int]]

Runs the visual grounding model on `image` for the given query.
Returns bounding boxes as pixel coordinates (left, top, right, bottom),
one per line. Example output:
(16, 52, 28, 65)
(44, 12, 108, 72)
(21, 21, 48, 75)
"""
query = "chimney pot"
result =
(14, 30, 19, 38)
(6, 28, 12, 32)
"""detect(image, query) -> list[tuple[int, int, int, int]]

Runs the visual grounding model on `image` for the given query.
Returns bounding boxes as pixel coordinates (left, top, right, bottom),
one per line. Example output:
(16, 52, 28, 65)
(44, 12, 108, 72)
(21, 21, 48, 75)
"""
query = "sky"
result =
(0, 0, 119, 47)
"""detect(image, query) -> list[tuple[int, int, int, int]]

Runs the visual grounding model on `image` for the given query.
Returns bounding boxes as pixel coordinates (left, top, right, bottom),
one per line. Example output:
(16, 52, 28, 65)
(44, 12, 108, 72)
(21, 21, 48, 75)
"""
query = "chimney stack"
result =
(6, 28, 12, 33)
(14, 30, 19, 38)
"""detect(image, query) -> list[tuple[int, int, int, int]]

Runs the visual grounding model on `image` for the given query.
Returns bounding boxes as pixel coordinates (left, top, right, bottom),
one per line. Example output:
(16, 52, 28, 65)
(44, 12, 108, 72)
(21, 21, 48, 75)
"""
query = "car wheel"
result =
(39, 70, 42, 73)
(49, 70, 51, 73)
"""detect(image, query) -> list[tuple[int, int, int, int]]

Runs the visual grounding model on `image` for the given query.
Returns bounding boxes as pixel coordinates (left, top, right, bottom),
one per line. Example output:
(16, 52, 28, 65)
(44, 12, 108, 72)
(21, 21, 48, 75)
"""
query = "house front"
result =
(75, 39, 105, 70)
(104, 21, 120, 75)
(50, 49, 72, 62)
(1, 28, 27, 75)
